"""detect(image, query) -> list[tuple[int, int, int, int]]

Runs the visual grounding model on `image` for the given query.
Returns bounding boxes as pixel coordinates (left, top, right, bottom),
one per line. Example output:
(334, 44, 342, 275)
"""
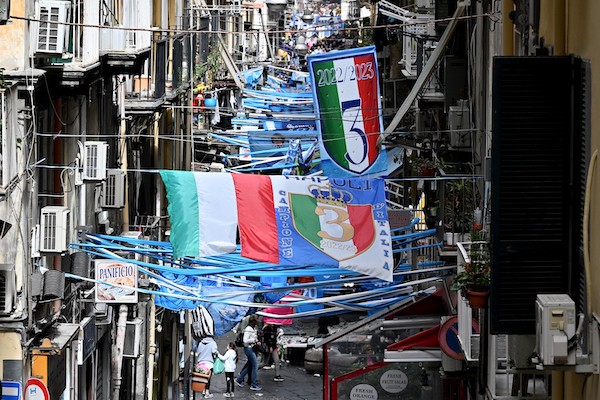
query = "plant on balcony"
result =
(451, 240, 491, 308)
(414, 156, 438, 177)
(444, 179, 475, 236)
(194, 46, 223, 84)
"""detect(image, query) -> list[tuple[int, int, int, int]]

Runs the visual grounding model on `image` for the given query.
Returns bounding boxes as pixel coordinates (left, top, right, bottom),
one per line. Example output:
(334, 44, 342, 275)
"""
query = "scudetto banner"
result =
(307, 46, 386, 177)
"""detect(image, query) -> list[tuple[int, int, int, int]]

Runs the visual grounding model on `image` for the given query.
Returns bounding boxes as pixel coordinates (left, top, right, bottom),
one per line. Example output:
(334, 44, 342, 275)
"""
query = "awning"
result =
(384, 324, 442, 363)
(385, 287, 449, 318)
(30, 323, 80, 355)
(261, 301, 294, 325)
(387, 325, 440, 351)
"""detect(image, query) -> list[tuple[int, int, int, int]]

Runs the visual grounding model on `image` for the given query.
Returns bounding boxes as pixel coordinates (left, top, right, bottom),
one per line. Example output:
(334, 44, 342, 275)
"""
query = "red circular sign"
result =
(438, 316, 480, 360)
(24, 378, 50, 400)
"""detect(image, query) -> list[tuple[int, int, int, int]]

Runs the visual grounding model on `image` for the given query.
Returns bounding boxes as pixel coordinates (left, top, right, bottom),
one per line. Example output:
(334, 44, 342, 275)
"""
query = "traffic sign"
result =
(24, 379, 49, 400)
(438, 316, 480, 360)
(2, 381, 22, 400)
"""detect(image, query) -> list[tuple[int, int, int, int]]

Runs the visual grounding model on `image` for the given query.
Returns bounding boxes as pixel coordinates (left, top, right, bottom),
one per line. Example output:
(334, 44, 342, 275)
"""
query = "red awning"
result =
(385, 287, 449, 319)
(386, 325, 441, 351)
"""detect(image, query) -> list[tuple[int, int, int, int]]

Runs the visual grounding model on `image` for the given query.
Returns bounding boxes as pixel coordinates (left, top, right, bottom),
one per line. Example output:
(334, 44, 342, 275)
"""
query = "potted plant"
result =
(414, 156, 438, 177)
(443, 179, 475, 245)
(451, 240, 491, 308)
(191, 361, 212, 392)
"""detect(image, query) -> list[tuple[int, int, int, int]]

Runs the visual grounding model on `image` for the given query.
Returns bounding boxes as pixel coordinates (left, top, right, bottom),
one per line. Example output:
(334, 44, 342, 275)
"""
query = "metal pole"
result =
(147, 299, 156, 400)
(112, 304, 129, 400)
(119, 76, 129, 231)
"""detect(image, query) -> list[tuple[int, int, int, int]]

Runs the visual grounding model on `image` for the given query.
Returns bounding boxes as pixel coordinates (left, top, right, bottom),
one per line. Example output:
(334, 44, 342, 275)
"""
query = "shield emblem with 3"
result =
(289, 193, 376, 261)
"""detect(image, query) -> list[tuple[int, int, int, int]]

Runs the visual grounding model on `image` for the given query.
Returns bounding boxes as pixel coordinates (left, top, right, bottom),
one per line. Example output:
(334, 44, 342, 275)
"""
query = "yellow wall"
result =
(0, 331, 23, 377)
(0, 0, 26, 70)
(538, 1, 600, 399)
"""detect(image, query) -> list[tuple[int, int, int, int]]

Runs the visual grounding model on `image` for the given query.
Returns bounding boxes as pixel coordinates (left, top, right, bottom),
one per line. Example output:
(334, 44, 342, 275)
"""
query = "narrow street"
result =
(2, 1, 600, 400)
(198, 324, 323, 400)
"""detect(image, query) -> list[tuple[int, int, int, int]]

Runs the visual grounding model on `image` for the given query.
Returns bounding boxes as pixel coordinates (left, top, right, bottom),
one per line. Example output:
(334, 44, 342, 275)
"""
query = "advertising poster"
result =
(95, 259, 138, 303)
(307, 46, 387, 177)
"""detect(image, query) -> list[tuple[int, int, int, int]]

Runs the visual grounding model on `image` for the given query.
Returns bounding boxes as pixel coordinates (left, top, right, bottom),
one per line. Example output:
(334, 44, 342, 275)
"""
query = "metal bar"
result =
(313, 297, 416, 348)
(383, 2, 467, 135)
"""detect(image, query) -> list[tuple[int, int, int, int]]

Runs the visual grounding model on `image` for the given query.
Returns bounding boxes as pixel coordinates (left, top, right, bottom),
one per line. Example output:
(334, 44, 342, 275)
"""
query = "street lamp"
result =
(265, 0, 288, 61)
(295, 34, 307, 56)
(265, 0, 287, 14)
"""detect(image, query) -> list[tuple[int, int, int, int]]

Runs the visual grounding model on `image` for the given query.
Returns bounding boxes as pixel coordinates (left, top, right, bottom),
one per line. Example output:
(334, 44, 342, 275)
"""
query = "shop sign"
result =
(349, 383, 377, 400)
(380, 369, 409, 393)
(95, 260, 138, 303)
(77, 316, 96, 365)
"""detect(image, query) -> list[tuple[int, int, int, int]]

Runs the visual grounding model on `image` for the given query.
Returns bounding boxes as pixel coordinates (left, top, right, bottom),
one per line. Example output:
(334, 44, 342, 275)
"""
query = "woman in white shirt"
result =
(234, 316, 262, 391)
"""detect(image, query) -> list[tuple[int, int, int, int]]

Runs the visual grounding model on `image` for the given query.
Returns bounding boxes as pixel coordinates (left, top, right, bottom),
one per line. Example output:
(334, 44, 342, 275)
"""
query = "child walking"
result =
(218, 342, 238, 397)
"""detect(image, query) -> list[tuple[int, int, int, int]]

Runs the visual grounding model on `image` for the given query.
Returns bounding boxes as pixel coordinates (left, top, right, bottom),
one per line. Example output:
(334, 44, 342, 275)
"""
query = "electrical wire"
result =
(10, 12, 495, 38)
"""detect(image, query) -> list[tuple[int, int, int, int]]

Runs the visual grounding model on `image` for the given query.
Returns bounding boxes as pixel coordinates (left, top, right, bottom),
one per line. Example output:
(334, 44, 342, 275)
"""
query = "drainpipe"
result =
(552, 371, 564, 400)
(501, 0, 513, 55)
(477, 1, 490, 394)
(111, 304, 129, 400)
(322, 343, 329, 400)
(153, 111, 162, 238)
(118, 75, 129, 231)
(147, 299, 156, 400)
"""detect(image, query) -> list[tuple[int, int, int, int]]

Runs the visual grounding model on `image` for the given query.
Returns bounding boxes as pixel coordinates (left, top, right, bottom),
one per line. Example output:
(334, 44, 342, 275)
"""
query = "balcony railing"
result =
(99, 0, 152, 54)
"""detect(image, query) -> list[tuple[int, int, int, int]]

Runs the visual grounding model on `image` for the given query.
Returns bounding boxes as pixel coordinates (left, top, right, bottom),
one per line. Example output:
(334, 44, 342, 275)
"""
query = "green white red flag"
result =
(160, 171, 393, 281)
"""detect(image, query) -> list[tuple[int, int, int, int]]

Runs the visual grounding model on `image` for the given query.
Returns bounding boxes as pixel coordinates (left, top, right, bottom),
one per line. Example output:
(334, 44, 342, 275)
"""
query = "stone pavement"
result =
(189, 319, 325, 400)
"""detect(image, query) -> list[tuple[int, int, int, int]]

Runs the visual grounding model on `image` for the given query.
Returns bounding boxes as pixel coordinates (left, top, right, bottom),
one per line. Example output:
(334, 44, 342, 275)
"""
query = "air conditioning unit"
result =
(448, 101, 471, 148)
(31, 224, 41, 258)
(0, 264, 17, 315)
(40, 206, 70, 253)
(33, 0, 71, 55)
(82, 142, 109, 181)
(536, 294, 576, 366)
(416, 0, 434, 8)
(101, 170, 126, 208)
(123, 318, 143, 358)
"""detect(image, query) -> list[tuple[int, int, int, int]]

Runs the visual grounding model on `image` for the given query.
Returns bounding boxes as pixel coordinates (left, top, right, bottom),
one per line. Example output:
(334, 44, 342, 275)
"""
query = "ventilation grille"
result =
(491, 56, 578, 334)
(35, 0, 71, 54)
(42, 211, 57, 250)
(0, 269, 6, 312)
(82, 142, 108, 181)
(0, 264, 16, 315)
(101, 170, 126, 208)
(40, 206, 70, 253)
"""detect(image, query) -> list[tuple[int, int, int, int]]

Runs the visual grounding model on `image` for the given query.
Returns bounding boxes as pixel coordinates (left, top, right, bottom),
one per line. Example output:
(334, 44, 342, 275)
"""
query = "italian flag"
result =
(310, 48, 382, 174)
(160, 171, 393, 281)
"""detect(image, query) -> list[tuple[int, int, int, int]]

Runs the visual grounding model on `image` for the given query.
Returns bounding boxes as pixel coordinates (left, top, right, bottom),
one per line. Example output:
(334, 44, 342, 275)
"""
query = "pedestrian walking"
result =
(196, 336, 219, 398)
(262, 322, 284, 382)
(235, 316, 262, 391)
(218, 342, 238, 398)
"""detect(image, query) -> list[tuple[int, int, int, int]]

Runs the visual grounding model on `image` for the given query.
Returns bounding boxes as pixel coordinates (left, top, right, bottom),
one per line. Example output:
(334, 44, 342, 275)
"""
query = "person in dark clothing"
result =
(262, 322, 284, 382)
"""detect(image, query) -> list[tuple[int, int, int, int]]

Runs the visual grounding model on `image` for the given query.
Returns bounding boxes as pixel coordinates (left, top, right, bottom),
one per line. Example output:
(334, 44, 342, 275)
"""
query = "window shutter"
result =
(491, 56, 582, 334)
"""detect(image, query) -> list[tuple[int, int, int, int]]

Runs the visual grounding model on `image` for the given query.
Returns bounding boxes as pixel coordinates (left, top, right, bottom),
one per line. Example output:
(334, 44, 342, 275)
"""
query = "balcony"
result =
(99, 0, 152, 74)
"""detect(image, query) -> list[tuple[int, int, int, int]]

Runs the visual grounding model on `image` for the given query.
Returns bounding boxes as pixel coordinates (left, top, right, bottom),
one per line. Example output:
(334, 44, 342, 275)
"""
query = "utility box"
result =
(536, 294, 576, 366)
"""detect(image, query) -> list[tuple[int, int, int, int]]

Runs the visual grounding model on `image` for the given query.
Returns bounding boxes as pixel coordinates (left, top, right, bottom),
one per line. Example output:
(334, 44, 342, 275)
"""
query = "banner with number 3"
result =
(308, 46, 387, 178)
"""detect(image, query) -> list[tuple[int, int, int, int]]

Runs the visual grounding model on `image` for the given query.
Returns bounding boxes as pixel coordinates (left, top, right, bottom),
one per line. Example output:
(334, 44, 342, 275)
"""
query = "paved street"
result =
(188, 320, 324, 400)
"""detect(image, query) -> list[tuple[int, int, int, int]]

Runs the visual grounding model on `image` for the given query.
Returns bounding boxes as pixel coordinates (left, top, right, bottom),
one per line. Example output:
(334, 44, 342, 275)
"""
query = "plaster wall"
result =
(0, 0, 25, 71)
